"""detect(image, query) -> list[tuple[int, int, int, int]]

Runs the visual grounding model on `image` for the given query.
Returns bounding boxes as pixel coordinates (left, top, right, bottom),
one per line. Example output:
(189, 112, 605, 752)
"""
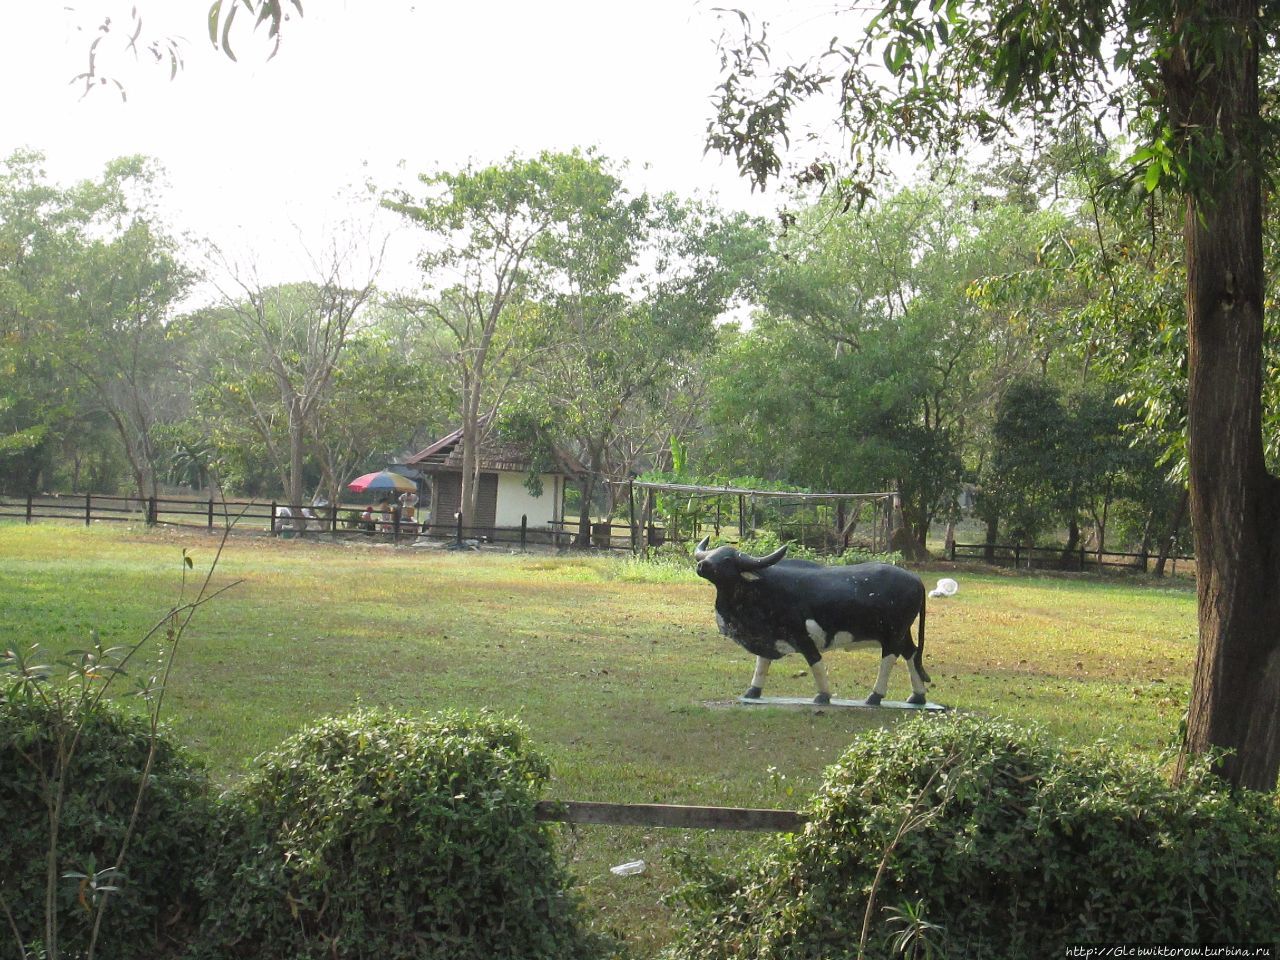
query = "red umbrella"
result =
(347, 470, 417, 494)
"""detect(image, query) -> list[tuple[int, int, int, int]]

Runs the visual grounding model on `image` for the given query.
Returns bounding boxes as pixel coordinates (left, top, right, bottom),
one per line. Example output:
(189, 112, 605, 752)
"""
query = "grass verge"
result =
(0, 523, 1197, 956)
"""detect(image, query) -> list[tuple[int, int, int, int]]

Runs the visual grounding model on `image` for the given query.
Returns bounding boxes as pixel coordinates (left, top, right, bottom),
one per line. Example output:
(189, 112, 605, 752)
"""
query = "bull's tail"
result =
(914, 582, 931, 683)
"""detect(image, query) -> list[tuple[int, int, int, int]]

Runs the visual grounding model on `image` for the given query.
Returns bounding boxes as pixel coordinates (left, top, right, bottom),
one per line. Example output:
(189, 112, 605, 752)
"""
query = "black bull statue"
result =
(693, 538, 930, 705)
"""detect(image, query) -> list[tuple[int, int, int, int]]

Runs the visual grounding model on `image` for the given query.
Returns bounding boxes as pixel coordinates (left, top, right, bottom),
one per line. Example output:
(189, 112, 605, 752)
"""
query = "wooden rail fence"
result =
(948, 540, 1195, 575)
(0, 491, 682, 552)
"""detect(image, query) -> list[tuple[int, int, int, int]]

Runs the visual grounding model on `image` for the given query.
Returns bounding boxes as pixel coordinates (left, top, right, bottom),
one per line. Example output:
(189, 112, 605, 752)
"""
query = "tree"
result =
(706, 178, 1047, 556)
(530, 194, 767, 544)
(384, 150, 638, 530)
(205, 240, 380, 513)
(0, 151, 191, 500)
(307, 331, 454, 507)
(709, 1, 1280, 788)
(55, 158, 192, 502)
(982, 379, 1072, 551)
(0, 150, 82, 493)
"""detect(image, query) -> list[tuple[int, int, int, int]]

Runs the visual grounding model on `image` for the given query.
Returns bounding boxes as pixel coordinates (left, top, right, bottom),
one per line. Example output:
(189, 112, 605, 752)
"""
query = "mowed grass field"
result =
(0, 523, 1199, 955)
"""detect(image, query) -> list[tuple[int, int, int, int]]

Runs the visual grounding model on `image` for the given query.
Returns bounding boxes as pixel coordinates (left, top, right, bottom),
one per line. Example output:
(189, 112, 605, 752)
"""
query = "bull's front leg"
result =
(804, 651, 832, 705)
(744, 656, 771, 699)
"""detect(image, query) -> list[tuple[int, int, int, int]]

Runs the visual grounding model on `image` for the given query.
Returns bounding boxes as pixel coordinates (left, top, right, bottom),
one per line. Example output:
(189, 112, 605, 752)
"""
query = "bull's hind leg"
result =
(744, 656, 771, 699)
(906, 656, 928, 706)
(865, 655, 896, 706)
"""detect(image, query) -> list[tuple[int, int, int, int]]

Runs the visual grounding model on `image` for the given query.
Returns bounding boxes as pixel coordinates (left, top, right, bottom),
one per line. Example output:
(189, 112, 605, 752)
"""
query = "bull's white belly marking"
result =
(805, 619, 825, 646)
(716, 612, 727, 633)
(807, 619, 881, 652)
(775, 641, 796, 655)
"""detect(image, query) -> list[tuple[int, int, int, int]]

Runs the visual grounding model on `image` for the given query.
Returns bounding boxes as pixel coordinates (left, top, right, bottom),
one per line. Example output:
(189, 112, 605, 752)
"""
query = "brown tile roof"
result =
(403, 425, 586, 477)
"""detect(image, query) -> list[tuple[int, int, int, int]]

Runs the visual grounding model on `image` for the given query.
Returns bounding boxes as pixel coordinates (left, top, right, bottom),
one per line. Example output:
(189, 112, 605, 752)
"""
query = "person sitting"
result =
(376, 499, 393, 532)
(359, 505, 376, 533)
(398, 489, 419, 522)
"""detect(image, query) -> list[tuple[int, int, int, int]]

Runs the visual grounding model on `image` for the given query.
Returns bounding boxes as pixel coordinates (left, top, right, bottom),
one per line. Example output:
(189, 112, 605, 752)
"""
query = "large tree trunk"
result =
(1153, 487, 1189, 578)
(1174, 3, 1280, 790)
(983, 516, 998, 563)
(575, 475, 594, 548)
(460, 419, 478, 531)
(287, 414, 306, 530)
(1060, 517, 1080, 571)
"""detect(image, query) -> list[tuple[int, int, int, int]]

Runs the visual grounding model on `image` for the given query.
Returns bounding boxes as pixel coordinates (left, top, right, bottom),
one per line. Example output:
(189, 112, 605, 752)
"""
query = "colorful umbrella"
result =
(347, 470, 417, 494)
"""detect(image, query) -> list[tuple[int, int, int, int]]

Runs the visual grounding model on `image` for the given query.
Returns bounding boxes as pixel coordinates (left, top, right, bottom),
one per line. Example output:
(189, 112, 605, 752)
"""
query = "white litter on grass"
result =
(929, 578, 959, 598)
(610, 860, 646, 876)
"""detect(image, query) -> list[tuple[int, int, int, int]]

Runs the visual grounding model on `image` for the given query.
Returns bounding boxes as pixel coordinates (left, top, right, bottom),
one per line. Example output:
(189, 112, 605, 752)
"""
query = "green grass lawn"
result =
(0, 522, 1198, 956)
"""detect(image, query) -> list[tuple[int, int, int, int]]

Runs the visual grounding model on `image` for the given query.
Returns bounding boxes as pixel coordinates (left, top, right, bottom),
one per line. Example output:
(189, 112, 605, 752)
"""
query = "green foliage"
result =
(193, 709, 610, 960)
(666, 716, 1280, 960)
(0, 695, 211, 960)
(709, 0, 1280, 204)
(737, 529, 903, 567)
(982, 379, 1069, 544)
(702, 179, 1052, 551)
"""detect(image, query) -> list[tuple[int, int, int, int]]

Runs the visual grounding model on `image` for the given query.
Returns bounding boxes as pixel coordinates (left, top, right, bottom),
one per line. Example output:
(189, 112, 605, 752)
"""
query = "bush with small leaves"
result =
(665, 715, 1280, 960)
(0, 697, 211, 960)
(738, 531, 903, 567)
(192, 709, 612, 960)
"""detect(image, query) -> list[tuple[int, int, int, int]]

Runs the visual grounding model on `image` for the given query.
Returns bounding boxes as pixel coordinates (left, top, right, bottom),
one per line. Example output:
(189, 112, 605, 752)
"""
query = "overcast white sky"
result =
(1, 1, 853, 296)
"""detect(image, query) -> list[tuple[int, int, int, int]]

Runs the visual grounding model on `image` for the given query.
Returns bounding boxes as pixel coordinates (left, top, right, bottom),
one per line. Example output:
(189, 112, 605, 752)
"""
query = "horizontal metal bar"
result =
(613, 481, 894, 501)
(534, 800, 807, 832)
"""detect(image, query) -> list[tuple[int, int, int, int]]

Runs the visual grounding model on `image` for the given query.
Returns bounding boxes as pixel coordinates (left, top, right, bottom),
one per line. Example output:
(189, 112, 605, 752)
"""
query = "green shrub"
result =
(738, 530, 903, 567)
(666, 716, 1280, 960)
(192, 709, 611, 960)
(0, 697, 211, 960)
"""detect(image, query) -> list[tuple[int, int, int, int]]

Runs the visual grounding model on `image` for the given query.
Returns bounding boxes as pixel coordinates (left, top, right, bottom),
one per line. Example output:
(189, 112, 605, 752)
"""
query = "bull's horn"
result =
(693, 536, 711, 561)
(739, 544, 788, 570)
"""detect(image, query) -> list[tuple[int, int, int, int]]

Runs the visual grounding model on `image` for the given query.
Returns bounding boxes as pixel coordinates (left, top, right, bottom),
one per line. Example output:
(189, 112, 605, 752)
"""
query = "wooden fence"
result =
(0, 491, 684, 553)
(0, 492, 582, 549)
(948, 540, 1195, 576)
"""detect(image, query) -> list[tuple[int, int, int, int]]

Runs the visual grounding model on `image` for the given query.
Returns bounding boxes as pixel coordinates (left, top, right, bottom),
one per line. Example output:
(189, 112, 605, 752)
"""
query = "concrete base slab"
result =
(737, 695, 947, 711)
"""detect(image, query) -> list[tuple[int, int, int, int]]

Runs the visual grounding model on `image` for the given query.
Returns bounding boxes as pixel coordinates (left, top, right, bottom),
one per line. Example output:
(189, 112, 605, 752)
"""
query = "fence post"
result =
(393, 507, 401, 543)
(455, 512, 463, 546)
(270, 500, 277, 534)
(331, 502, 339, 535)
(521, 514, 527, 550)
(1014, 544, 1021, 569)
(628, 481, 638, 554)
(26, 492, 33, 524)
(208, 497, 215, 531)
(85, 492, 92, 527)
(147, 496, 157, 526)
(948, 539, 956, 562)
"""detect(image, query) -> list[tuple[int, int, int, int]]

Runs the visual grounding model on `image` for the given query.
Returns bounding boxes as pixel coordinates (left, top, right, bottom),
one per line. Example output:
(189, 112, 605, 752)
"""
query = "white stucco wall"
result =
(494, 471, 560, 528)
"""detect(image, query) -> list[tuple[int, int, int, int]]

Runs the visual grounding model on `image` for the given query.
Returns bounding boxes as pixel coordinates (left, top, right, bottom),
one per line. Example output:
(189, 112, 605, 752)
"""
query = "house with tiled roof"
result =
(402, 424, 585, 537)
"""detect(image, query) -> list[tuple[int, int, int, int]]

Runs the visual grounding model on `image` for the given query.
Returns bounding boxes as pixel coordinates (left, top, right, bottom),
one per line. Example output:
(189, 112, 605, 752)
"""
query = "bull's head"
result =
(693, 536, 788, 585)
